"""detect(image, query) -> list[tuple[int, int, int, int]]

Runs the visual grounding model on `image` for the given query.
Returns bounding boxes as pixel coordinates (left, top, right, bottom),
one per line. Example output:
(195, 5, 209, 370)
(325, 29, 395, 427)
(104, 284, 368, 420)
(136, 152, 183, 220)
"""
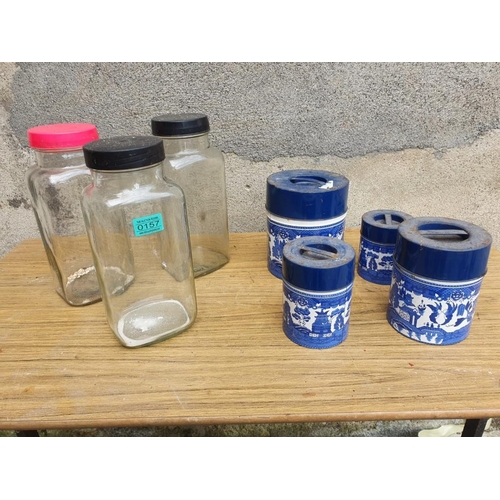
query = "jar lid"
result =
(361, 209, 412, 245)
(151, 113, 210, 136)
(266, 170, 349, 220)
(282, 236, 355, 292)
(83, 136, 165, 171)
(394, 217, 492, 281)
(27, 123, 99, 150)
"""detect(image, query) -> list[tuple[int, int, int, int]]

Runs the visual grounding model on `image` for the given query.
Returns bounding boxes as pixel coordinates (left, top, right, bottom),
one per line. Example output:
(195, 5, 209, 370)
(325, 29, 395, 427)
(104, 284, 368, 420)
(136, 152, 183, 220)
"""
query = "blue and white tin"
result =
(357, 209, 412, 285)
(282, 236, 355, 349)
(387, 217, 492, 345)
(266, 170, 349, 279)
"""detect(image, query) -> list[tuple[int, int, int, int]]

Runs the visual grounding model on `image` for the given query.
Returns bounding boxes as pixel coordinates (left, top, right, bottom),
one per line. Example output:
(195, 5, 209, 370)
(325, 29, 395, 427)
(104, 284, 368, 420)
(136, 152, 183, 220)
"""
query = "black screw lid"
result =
(83, 136, 165, 171)
(151, 113, 210, 137)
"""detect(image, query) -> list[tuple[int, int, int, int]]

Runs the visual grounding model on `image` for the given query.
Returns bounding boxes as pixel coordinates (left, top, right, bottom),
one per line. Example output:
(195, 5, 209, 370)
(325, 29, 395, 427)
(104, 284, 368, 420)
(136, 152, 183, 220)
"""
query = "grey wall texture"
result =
(1, 62, 500, 257)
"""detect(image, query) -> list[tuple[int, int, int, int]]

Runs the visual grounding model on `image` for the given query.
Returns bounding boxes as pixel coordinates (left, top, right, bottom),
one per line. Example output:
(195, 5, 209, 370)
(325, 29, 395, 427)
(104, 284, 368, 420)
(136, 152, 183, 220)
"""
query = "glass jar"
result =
(26, 122, 101, 306)
(81, 136, 197, 348)
(151, 113, 229, 277)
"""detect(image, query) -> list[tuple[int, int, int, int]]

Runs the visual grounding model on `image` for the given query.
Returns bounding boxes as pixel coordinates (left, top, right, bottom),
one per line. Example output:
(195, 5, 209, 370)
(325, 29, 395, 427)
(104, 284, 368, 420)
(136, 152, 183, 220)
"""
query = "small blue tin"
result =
(387, 217, 492, 345)
(266, 169, 349, 279)
(357, 209, 412, 285)
(282, 236, 355, 349)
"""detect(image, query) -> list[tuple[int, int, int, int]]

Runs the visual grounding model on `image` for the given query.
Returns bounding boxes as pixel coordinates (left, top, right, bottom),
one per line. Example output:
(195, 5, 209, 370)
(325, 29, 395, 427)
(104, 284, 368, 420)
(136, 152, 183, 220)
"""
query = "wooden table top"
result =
(1, 230, 499, 431)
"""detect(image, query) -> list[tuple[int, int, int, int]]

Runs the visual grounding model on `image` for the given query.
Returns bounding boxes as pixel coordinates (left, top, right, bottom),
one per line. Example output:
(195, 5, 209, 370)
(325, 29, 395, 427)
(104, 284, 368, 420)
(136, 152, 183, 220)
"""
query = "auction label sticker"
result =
(132, 213, 164, 237)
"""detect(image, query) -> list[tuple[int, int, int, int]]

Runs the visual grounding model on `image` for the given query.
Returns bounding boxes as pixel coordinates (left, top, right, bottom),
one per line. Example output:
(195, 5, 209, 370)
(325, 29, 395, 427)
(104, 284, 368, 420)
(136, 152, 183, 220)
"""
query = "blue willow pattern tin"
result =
(387, 217, 492, 345)
(357, 210, 412, 285)
(283, 281, 353, 349)
(266, 169, 349, 279)
(282, 236, 355, 349)
(268, 215, 345, 279)
(387, 263, 483, 345)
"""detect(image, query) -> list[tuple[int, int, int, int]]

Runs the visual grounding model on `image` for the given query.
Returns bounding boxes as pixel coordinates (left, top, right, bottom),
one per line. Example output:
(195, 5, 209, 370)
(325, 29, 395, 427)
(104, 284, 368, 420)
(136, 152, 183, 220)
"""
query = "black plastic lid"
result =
(83, 136, 165, 171)
(151, 113, 210, 137)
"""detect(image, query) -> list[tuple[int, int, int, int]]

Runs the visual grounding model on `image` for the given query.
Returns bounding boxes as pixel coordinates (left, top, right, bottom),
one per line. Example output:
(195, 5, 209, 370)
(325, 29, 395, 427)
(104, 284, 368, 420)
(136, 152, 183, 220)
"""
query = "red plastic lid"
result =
(27, 123, 99, 150)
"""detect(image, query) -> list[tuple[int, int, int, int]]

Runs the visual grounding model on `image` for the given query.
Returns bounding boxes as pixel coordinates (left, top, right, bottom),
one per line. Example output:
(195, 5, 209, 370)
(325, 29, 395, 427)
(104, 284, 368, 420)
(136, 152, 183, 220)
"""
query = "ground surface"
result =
(2, 419, 499, 437)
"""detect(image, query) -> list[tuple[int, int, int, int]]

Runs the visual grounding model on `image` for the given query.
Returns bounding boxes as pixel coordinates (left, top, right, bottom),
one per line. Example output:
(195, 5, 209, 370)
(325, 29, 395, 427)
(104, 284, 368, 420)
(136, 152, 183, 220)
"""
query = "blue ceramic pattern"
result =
(357, 237, 395, 285)
(267, 217, 345, 279)
(387, 264, 483, 345)
(282, 281, 353, 349)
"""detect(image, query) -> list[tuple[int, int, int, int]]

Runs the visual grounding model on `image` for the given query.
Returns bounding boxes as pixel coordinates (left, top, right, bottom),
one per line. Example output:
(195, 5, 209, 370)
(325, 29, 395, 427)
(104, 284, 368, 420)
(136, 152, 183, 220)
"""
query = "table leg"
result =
(15, 430, 39, 437)
(461, 419, 488, 437)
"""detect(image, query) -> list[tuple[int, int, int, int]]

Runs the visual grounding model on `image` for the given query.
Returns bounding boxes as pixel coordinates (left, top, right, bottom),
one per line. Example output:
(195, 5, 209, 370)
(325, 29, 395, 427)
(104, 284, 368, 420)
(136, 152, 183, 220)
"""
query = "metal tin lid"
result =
(394, 217, 492, 281)
(266, 169, 349, 220)
(282, 236, 355, 292)
(361, 209, 413, 245)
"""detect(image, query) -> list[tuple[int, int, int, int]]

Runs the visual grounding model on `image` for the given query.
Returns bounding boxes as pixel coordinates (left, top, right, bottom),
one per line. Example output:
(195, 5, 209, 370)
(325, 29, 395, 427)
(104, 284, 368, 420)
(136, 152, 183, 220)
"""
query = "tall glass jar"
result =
(81, 136, 197, 348)
(26, 122, 101, 306)
(151, 113, 229, 277)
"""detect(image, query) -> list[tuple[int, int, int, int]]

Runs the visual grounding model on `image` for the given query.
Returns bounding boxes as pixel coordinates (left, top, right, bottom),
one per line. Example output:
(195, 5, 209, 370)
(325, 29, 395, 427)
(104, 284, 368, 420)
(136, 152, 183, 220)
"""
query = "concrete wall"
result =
(1, 62, 499, 257)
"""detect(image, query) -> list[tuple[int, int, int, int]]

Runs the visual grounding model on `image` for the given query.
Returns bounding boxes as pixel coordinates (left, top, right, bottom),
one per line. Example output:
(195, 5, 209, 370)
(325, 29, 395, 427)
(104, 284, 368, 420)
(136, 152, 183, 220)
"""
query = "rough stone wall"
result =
(0, 63, 39, 256)
(1, 62, 499, 256)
